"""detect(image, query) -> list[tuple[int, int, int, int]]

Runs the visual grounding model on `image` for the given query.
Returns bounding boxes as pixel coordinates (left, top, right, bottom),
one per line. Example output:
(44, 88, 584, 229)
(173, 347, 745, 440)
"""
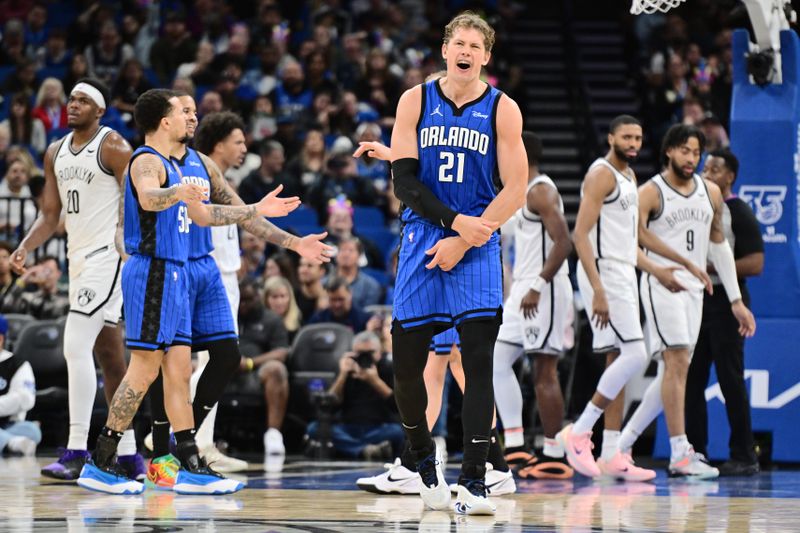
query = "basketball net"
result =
(630, 0, 686, 14)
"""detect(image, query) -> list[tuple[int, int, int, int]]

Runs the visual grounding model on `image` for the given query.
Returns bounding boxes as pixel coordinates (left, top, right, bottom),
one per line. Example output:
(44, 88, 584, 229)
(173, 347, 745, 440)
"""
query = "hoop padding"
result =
(630, 0, 686, 14)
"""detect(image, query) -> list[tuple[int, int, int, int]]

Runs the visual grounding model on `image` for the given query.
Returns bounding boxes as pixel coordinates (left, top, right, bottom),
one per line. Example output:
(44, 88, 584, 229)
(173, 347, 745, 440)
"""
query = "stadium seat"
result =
(288, 323, 354, 387)
(36, 66, 67, 84)
(357, 228, 398, 258)
(353, 206, 385, 228)
(361, 266, 390, 286)
(4, 313, 35, 352)
(272, 206, 319, 230)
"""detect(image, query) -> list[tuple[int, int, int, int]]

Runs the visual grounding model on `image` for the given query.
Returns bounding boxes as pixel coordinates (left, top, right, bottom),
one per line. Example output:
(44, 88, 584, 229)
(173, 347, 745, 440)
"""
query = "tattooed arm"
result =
(131, 154, 206, 211)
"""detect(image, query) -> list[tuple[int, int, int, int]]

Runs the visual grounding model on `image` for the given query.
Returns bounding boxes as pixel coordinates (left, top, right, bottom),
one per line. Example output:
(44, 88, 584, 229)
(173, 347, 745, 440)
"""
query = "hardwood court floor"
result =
(2, 456, 800, 531)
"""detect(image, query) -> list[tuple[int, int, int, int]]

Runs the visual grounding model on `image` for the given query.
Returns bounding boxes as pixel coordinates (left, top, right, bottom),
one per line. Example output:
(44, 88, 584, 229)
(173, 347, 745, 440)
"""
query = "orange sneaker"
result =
(556, 424, 600, 478)
(598, 452, 656, 482)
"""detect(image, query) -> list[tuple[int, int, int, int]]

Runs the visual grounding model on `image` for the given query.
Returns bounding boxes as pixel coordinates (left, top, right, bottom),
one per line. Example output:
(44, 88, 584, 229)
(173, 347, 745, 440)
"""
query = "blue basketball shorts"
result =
(187, 255, 237, 348)
(429, 327, 461, 355)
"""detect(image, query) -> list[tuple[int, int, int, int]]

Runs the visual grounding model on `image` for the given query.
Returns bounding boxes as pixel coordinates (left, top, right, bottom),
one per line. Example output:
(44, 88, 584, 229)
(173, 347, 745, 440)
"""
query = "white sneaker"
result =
(417, 453, 451, 510)
(669, 448, 720, 480)
(433, 436, 448, 466)
(449, 463, 516, 495)
(7, 436, 36, 456)
(200, 446, 248, 473)
(454, 482, 496, 516)
(144, 432, 153, 452)
(264, 428, 285, 456)
(356, 458, 420, 494)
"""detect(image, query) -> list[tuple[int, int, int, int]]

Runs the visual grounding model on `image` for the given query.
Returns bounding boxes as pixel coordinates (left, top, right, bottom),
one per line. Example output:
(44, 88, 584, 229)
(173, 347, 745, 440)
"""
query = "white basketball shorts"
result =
(68, 243, 123, 325)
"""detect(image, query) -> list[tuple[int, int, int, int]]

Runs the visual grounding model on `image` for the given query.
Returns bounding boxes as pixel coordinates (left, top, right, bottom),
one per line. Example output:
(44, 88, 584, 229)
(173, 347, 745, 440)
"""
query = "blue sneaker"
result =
(77, 460, 145, 495)
(172, 463, 245, 495)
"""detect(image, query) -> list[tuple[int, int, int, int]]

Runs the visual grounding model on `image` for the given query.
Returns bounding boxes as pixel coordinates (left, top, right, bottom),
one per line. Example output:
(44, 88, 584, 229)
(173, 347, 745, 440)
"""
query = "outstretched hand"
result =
(295, 232, 333, 264)
(256, 184, 301, 217)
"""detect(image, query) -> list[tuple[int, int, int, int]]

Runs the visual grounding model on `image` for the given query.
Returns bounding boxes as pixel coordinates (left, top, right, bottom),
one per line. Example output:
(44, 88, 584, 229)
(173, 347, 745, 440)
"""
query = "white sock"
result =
(492, 341, 525, 430)
(596, 340, 649, 401)
(619, 362, 665, 454)
(601, 430, 620, 461)
(573, 402, 604, 434)
(504, 428, 525, 449)
(543, 437, 564, 458)
(118, 430, 137, 456)
(64, 313, 105, 450)
(670, 435, 691, 460)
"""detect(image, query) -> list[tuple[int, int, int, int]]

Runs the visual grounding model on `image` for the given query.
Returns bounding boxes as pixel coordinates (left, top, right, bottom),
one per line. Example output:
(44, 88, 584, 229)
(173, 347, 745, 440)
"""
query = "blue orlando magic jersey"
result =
(173, 148, 213, 259)
(124, 145, 189, 263)
(402, 79, 502, 225)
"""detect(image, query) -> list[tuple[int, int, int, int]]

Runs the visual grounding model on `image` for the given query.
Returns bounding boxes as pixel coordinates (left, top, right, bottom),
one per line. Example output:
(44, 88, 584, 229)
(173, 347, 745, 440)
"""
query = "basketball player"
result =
(390, 12, 528, 514)
(615, 125, 755, 479)
(563, 115, 711, 480)
(492, 131, 575, 480)
(10, 78, 144, 481)
(145, 101, 332, 484)
(77, 89, 293, 494)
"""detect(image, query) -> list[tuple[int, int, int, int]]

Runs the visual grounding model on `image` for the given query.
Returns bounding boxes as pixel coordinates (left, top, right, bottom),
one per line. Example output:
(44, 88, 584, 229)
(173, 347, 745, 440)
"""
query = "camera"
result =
(352, 350, 375, 369)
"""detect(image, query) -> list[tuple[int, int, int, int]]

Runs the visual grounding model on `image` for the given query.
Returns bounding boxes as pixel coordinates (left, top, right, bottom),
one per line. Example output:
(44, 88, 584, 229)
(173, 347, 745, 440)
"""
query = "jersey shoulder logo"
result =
(472, 110, 489, 119)
(430, 104, 443, 117)
(77, 287, 96, 307)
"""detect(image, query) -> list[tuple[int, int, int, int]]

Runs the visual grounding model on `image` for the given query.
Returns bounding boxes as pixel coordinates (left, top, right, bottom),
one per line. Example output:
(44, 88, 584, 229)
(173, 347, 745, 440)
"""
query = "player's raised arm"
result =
(12, 141, 64, 273)
(390, 86, 497, 247)
(131, 153, 205, 211)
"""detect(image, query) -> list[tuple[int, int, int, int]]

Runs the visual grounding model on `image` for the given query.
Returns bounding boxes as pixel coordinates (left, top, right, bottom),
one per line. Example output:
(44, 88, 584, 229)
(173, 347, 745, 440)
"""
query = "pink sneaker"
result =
(556, 424, 600, 478)
(598, 452, 656, 482)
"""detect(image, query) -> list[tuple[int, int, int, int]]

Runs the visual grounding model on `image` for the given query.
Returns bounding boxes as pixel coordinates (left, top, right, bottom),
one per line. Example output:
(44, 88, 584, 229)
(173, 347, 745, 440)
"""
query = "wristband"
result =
(529, 276, 546, 293)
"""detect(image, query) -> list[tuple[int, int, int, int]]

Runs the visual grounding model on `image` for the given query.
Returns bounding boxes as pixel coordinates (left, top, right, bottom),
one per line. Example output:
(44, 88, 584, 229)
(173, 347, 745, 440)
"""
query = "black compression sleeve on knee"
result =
(193, 338, 241, 431)
(392, 158, 458, 228)
(148, 371, 171, 457)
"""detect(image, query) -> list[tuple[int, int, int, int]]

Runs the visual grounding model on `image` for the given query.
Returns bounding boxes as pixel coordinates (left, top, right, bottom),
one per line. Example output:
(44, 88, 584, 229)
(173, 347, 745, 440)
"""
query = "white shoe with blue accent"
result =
(77, 461, 145, 495)
(172, 467, 245, 495)
(454, 479, 496, 516)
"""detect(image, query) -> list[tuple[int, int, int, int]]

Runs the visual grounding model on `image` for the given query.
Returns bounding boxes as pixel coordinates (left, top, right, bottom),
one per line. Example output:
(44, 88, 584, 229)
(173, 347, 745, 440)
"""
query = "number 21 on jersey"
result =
(438, 151, 465, 183)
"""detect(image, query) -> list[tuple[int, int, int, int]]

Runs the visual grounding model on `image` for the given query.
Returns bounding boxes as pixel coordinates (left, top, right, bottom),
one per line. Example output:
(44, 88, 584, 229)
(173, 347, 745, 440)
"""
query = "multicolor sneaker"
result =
(41, 449, 90, 480)
(356, 458, 420, 495)
(668, 448, 720, 480)
(146, 454, 181, 490)
(77, 460, 144, 495)
(454, 478, 496, 516)
(598, 452, 656, 482)
(556, 424, 601, 478)
(172, 460, 245, 495)
(118, 453, 147, 481)
(417, 451, 451, 510)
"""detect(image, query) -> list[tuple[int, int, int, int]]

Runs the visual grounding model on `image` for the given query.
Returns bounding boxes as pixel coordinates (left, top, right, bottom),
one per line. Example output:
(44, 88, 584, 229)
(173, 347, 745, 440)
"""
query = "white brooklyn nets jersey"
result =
(512, 175, 568, 281)
(646, 173, 714, 287)
(211, 224, 241, 274)
(585, 158, 639, 265)
(53, 126, 119, 258)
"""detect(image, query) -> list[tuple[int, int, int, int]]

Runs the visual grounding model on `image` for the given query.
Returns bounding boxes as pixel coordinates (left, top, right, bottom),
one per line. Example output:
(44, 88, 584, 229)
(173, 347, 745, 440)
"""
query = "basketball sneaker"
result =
(454, 478, 496, 516)
(118, 453, 147, 481)
(668, 448, 719, 480)
(77, 460, 145, 495)
(417, 451, 451, 510)
(518, 455, 574, 480)
(200, 445, 248, 473)
(556, 424, 601, 478)
(598, 452, 656, 482)
(172, 458, 245, 495)
(356, 458, 420, 494)
(449, 463, 516, 495)
(503, 448, 537, 472)
(41, 449, 90, 480)
(146, 454, 181, 490)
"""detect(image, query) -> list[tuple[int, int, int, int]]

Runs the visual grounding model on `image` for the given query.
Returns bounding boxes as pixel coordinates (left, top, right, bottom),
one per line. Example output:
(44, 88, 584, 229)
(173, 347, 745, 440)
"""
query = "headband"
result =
(71, 82, 106, 109)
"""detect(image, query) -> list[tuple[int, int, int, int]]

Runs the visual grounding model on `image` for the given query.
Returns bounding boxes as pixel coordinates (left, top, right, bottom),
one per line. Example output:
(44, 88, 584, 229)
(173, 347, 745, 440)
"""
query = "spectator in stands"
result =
(700, 112, 729, 152)
(264, 276, 302, 344)
(239, 230, 267, 279)
(311, 91, 337, 136)
(111, 58, 153, 118)
(307, 150, 378, 218)
(331, 90, 360, 138)
(335, 33, 367, 92)
(2, 255, 68, 319)
(264, 252, 297, 287)
(305, 51, 339, 99)
(331, 237, 383, 310)
(286, 127, 327, 193)
(1, 94, 46, 157)
(150, 10, 197, 84)
(295, 257, 329, 324)
(354, 122, 389, 191)
(0, 157, 37, 239)
(198, 90, 224, 120)
(307, 330, 402, 460)
(309, 275, 370, 333)
(63, 54, 90, 94)
(2, 58, 37, 96)
(242, 41, 284, 97)
(0, 20, 25, 66)
(248, 95, 277, 144)
(175, 42, 216, 87)
(270, 60, 314, 133)
(84, 20, 134, 87)
(0, 242, 15, 307)
(121, 3, 160, 69)
(35, 28, 70, 70)
(31, 78, 67, 133)
(214, 61, 257, 117)
(681, 96, 705, 126)
(171, 77, 195, 98)
(238, 140, 302, 203)
(24, 2, 48, 56)
(0, 126, 8, 177)
(235, 277, 290, 461)
(355, 48, 401, 125)
(0, 314, 40, 457)
(322, 199, 384, 269)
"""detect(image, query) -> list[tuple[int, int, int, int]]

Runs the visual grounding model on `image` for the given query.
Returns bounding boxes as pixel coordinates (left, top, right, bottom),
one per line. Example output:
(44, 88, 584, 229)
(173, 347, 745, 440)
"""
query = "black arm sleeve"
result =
(392, 158, 458, 228)
(728, 198, 764, 259)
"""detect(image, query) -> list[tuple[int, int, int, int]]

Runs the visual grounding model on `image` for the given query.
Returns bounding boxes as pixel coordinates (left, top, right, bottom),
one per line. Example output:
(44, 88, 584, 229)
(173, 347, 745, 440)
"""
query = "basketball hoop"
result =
(630, 0, 687, 15)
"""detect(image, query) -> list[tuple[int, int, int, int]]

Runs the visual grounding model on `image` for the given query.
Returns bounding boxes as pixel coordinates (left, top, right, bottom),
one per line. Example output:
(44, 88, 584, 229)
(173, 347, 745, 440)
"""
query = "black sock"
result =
(193, 339, 240, 431)
(94, 427, 123, 467)
(488, 428, 509, 472)
(174, 429, 200, 470)
(400, 440, 416, 472)
(148, 371, 171, 457)
(391, 321, 435, 454)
